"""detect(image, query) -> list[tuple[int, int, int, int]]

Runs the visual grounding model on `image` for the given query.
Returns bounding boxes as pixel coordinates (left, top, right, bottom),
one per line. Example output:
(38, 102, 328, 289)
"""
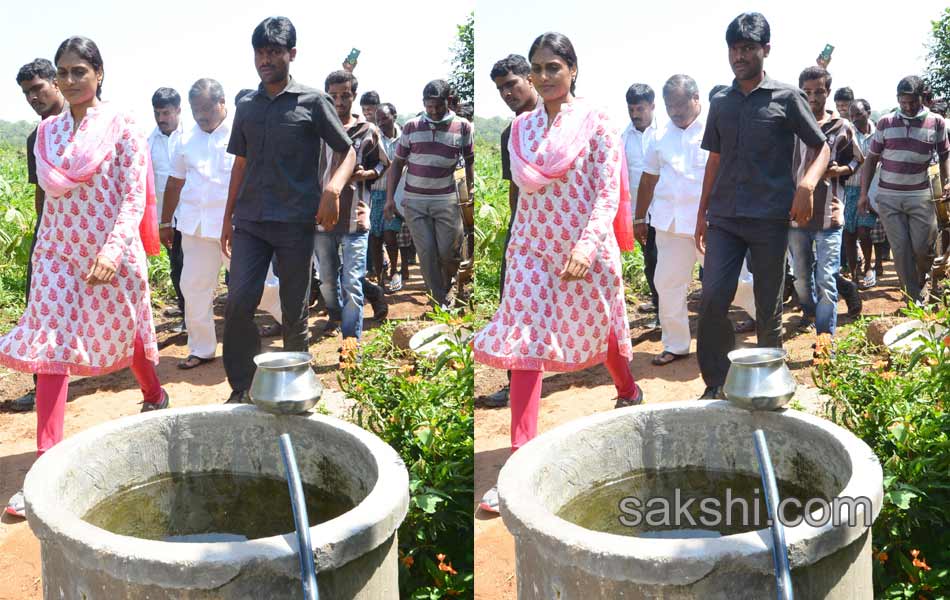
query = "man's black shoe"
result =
(699, 385, 724, 400)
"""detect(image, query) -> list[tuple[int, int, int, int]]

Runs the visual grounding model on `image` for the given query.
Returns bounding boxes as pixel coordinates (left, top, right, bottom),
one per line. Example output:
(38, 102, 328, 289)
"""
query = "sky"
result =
(475, 0, 946, 127)
(1, 0, 473, 134)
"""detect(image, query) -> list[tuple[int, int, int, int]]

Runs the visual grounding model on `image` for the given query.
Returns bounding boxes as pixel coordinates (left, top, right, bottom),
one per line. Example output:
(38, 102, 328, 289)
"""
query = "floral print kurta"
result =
(473, 104, 632, 371)
(0, 109, 159, 376)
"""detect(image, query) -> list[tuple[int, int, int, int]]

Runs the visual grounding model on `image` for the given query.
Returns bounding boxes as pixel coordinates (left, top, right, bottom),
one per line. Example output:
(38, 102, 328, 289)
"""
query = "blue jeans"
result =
(788, 227, 842, 335)
(314, 231, 368, 339)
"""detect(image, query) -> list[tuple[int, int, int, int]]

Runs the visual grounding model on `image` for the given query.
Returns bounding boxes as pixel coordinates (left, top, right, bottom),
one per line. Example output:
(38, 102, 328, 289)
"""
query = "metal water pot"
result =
(249, 352, 323, 415)
(723, 348, 797, 411)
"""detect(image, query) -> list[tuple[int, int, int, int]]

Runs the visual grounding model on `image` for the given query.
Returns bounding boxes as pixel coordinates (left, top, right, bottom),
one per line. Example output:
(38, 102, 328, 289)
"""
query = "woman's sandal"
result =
(614, 384, 644, 408)
(651, 351, 688, 366)
(177, 355, 215, 370)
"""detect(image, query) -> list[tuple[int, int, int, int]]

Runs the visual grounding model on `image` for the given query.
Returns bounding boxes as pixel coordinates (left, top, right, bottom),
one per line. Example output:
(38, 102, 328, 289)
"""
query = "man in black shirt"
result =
(12, 58, 64, 412)
(694, 12, 829, 399)
(221, 16, 355, 403)
(480, 58, 538, 408)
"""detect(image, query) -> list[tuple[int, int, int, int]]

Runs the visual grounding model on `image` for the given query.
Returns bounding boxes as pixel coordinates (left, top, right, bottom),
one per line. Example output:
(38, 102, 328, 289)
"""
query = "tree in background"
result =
(926, 7, 950, 99)
(450, 12, 474, 107)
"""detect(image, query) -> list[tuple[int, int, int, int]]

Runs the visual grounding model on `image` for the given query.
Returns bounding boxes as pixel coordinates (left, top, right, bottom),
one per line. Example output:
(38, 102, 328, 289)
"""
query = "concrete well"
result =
(24, 405, 409, 599)
(498, 400, 883, 599)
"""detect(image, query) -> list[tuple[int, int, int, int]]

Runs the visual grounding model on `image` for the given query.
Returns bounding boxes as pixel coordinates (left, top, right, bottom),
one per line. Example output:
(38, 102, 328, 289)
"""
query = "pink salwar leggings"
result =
(509, 331, 635, 452)
(35, 335, 162, 456)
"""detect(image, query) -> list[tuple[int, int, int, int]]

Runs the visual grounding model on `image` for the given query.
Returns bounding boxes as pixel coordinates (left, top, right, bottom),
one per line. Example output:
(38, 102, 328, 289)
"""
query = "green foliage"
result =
(813, 300, 950, 598)
(927, 7, 950, 101)
(449, 12, 474, 106)
(473, 140, 509, 314)
(474, 115, 510, 146)
(340, 309, 474, 598)
(0, 120, 37, 146)
(0, 142, 37, 332)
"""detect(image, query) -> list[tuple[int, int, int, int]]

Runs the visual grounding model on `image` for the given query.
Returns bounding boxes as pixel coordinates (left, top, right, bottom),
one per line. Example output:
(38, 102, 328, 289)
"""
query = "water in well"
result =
(557, 467, 825, 538)
(84, 470, 354, 542)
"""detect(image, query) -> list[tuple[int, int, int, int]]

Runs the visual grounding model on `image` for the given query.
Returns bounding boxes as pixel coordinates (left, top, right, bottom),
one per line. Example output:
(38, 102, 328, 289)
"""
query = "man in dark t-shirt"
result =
(693, 13, 829, 399)
(478, 58, 538, 416)
(13, 58, 64, 412)
(220, 17, 355, 403)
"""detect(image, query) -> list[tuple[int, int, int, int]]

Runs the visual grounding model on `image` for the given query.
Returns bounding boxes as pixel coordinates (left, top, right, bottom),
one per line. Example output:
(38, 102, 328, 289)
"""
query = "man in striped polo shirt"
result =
(858, 76, 950, 303)
(385, 79, 474, 309)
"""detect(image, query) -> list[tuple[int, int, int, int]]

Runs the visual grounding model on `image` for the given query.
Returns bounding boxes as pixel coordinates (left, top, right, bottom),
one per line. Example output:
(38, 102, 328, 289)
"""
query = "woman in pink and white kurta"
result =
(2, 36, 167, 519)
(474, 33, 640, 513)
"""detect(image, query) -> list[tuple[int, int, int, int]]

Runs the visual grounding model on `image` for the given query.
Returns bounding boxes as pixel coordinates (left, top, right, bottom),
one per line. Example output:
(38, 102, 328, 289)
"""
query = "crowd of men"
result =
(484, 11, 950, 406)
(11, 15, 475, 409)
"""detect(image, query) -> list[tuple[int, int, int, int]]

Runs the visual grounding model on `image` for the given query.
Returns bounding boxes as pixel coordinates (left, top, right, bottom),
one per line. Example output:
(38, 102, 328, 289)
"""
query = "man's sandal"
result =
(177, 355, 215, 370)
(651, 351, 688, 366)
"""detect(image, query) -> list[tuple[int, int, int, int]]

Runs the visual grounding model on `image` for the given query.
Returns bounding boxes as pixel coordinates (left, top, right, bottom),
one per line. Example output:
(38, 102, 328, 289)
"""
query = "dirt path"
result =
(0, 267, 432, 600)
(473, 268, 906, 600)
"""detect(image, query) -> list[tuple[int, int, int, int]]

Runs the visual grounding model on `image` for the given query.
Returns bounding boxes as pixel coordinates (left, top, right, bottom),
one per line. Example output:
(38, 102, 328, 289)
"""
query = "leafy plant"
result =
(340, 308, 474, 598)
(813, 298, 950, 598)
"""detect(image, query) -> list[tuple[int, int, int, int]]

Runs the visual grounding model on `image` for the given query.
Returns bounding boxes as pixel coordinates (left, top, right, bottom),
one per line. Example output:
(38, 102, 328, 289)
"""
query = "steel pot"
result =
(249, 352, 323, 415)
(723, 347, 797, 411)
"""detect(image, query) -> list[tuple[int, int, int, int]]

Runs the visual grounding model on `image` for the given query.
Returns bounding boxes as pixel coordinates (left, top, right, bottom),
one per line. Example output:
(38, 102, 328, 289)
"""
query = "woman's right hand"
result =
(857, 194, 870, 217)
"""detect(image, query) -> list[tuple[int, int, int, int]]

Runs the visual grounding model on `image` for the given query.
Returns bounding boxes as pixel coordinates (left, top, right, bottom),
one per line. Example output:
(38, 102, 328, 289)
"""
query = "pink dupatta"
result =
(35, 103, 160, 256)
(509, 101, 635, 252)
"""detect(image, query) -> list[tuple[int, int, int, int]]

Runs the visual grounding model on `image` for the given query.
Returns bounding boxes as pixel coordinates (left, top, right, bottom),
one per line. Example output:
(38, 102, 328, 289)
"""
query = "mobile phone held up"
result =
(345, 48, 361, 67)
(818, 44, 834, 64)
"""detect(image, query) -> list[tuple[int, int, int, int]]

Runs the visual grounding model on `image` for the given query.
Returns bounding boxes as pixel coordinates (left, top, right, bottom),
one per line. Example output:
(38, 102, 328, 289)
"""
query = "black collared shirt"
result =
(228, 77, 353, 223)
(702, 74, 825, 221)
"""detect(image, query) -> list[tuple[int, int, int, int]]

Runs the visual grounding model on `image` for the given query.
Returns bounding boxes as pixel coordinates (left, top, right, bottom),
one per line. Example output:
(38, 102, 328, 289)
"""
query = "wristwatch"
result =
(159, 222, 173, 229)
(633, 218, 647, 225)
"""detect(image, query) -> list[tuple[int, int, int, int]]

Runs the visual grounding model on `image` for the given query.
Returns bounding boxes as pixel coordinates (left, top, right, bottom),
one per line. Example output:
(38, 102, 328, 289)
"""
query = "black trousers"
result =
(645, 224, 659, 310)
(697, 217, 789, 387)
(170, 229, 186, 312)
(223, 219, 315, 392)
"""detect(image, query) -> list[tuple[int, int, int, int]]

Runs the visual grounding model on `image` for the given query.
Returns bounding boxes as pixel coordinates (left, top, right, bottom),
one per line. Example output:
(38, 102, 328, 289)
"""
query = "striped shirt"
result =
(793, 112, 863, 230)
(395, 114, 473, 198)
(868, 110, 949, 194)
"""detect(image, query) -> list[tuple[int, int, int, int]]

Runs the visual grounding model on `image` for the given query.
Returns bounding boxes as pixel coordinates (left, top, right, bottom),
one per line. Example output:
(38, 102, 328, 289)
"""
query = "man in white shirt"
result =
(148, 88, 186, 323)
(635, 75, 707, 365)
(621, 83, 660, 321)
(160, 79, 282, 369)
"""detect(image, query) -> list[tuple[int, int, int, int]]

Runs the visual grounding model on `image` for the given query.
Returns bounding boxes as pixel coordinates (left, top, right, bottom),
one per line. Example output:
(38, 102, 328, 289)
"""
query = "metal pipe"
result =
(279, 433, 318, 600)
(753, 429, 794, 600)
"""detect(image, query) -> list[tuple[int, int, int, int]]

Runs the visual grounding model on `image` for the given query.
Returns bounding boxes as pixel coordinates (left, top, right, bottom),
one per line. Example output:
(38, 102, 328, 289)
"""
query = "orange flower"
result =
(871, 360, 888, 371)
(405, 375, 423, 385)
(435, 553, 459, 576)
(911, 549, 932, 571)
(876, 551, 889, 563)
(813, 358, 830, 367)
(880, 371, 897, 381)
(401, 555, 415, 568)
(943, 335, 950, 347)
